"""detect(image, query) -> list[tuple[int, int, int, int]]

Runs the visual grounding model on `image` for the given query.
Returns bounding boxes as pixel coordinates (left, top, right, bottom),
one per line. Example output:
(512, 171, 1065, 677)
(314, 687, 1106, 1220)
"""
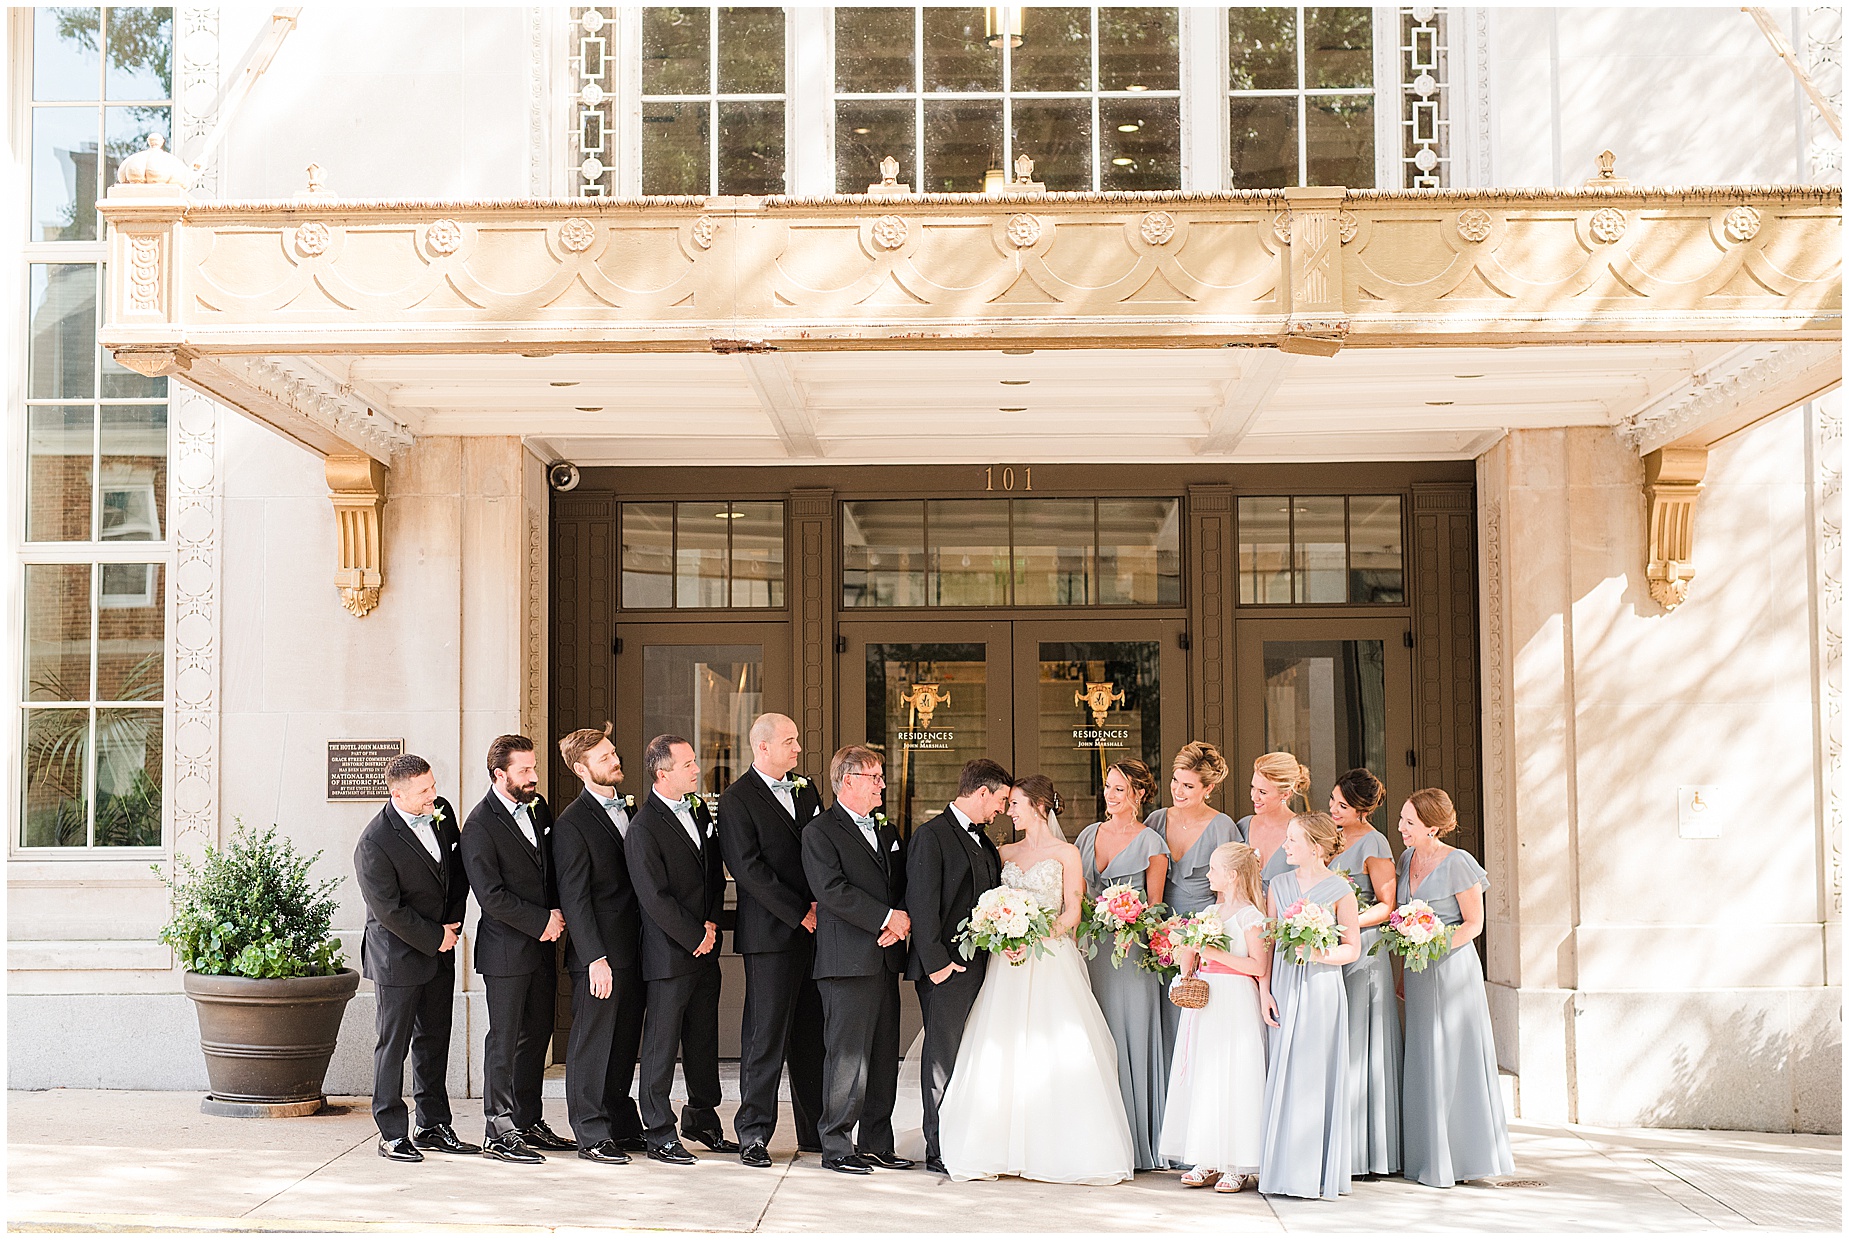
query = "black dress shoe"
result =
(578, 1140, 632, 1165)
(612, 1134, 649, 1153)
(822, 1154, 871, 1175)
(414, 1124, 481, 1155)
(858, 1149, 915, 1170)
(740, 1141, 772, 1168)
(521, 1119, 576, 1151)
(925, 1157, 948, 1175)
(481, 1133, 545, 1164)
(684, 1130, 740, 1153)
(647, 1141, 698, 1165)
(378, 1137, 424, 1162)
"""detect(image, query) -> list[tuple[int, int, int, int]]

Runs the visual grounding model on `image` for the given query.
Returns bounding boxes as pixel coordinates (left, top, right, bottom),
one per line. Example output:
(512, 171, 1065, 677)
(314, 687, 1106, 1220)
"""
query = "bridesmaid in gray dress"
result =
(1075, 759, 1170, 1171)
(1146, 741, 1238, 1064)
(1395, 788, 1513, 1188)
(1328, 768, 1402, 1177)
(1237, 751, 1308, 899)
(1259, 812, 1361, 1201)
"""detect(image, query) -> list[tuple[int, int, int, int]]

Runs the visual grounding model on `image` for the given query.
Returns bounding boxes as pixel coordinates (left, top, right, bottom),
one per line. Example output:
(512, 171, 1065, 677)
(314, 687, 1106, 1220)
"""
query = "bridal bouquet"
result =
(1369, 898, 1452, 972)
(1265, 898, 1342, 966)
(1078, 883, 1166, 966)
(956, 884, 1056, 965)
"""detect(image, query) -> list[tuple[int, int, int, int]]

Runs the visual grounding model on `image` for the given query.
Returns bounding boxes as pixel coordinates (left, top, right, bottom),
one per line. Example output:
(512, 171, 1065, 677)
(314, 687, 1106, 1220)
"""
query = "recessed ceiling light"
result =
(575, 405, 604, 412)
(550, 380, 579, 387)
(1112, 157, 1135, 166)
(1426, 400, 1454, 406)
(853, 127, 870, 134)
(1117, 122, 1141, 133)
(1126, 83, 1148, 91)
(1453, 373, 1485, 379)
(1001, 379, 1030, 386)
(715, 510, 744, 519)
(1000, 406, 1027, 413)
(1001, 348, 1034, 356)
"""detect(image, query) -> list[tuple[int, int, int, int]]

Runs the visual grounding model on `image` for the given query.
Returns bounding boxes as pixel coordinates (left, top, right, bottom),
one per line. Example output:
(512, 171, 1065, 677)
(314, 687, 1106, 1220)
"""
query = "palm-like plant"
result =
(24, 652, 162, 847)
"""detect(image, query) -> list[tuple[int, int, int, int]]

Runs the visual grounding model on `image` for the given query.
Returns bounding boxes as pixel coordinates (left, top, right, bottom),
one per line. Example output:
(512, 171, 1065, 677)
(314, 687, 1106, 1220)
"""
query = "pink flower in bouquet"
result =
(1104, 888, 1146, 925)
(1147, 924, 1175, 967)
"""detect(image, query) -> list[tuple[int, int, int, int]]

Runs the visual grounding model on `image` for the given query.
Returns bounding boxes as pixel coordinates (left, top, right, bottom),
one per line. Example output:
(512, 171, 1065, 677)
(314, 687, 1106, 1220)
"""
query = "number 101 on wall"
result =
(983, 465, 1033, 491)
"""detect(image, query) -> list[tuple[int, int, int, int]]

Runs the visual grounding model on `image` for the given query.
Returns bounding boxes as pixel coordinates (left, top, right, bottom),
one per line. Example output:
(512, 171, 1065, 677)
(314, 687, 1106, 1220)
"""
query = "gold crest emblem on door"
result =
(1075, 681, 1124, 728)
(900, 682, 951, 729)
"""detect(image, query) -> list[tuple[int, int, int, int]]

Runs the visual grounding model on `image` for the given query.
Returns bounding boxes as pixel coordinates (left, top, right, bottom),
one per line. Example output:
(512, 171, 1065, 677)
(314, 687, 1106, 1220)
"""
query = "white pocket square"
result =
(889, 841, 900, 851)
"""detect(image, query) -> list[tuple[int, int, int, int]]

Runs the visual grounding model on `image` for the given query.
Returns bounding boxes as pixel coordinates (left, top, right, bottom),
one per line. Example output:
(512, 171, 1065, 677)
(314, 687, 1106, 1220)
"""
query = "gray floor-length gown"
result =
(1076, 821, 1171, 1171)
(1333, 829, 1402, 1175)
(1396, 847, 1513, 1188)
(1259, 869, 1352, 1201)
(1145, 808, 1239, 1067)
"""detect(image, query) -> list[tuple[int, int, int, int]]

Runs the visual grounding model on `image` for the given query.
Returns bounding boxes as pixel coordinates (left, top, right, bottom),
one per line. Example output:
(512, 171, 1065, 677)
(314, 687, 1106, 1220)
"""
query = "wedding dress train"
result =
(935, 858, 1135, 1185)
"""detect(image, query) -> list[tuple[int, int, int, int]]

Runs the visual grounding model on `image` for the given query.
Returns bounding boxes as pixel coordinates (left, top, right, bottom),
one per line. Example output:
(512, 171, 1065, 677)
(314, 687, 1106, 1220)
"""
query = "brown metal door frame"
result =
(610, 619, 795, 781)
(1008, 617, 1191, 787)
(836, 619, 1016, 777)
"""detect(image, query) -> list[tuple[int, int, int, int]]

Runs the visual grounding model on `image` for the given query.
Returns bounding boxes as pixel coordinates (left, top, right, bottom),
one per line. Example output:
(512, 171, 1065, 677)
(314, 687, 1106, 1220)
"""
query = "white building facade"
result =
(5, 4, 1841, 1132)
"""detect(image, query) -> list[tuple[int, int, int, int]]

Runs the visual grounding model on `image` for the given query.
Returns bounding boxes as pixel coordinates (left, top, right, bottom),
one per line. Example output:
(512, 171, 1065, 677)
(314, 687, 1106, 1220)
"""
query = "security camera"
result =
(548, 462, 581, 492)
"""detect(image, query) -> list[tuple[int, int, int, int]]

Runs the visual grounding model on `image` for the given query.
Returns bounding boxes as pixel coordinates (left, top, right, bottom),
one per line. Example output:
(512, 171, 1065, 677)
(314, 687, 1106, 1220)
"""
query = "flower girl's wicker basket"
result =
(1169, 974, 1210, 1009)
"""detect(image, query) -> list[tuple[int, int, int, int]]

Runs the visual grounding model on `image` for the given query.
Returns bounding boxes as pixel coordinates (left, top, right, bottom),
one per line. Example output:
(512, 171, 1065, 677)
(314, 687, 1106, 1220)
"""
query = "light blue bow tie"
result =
(597, 795, 624, 813)
(406, 812, 433, 829)
(766, 777, 798, 793)
(673, 796, 697, 813)
(850, 812, 877, 832)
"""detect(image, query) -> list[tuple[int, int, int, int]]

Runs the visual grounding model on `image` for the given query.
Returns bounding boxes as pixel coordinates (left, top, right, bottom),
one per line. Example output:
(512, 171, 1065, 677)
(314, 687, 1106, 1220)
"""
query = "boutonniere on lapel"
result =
(790, 775, 810, 792)
(429, 806, 446, 829)
(622, 794, 637, 812)
(872, 810, 890, 831)
(687, 792, 708, 813)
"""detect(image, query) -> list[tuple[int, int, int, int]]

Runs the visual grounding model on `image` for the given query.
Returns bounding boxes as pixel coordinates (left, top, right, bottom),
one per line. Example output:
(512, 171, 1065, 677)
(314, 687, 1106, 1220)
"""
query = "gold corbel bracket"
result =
(326, 454, 387, 618)
(1278, 186, 1350, 356)
(1644, 447, 1707, 611)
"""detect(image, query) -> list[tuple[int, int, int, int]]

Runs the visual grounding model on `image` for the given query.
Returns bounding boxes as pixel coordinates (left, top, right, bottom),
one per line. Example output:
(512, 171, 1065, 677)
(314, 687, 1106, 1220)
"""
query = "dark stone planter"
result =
(182, 969, 360, 1116)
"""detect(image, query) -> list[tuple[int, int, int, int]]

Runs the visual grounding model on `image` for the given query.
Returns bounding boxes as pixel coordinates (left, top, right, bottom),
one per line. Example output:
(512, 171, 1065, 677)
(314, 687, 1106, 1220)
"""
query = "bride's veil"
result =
(1044, 808, 1065, 841)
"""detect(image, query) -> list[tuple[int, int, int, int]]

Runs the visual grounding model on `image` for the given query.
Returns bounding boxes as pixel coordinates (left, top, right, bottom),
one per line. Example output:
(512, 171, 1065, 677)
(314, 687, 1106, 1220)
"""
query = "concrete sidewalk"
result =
(6, 1090, 1840, 1234)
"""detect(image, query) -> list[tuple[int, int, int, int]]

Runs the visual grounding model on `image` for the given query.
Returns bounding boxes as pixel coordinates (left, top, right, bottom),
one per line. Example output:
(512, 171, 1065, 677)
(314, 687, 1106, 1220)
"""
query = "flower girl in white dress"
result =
(937, 775, 1135, 1186)
(1159, 841, 1275, 1193)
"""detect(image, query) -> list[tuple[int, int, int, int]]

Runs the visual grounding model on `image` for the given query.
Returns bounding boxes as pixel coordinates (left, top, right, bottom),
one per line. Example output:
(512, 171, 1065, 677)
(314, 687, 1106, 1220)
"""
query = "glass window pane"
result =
(29, 264, 97, 399)
(1238, 496, 1291, 604)
(1307, 93, 1374, 187)
(728, 501, 784, 607)
(97, 563, 163, 701)
(34, 7, 101, 102)
(922, 98, 1001, 192)
(104, 7, 173, 100)
(717, 6, 783, 93)
(1010, 6, 1091, 92)
(1098, 497, 1180, 604)
(1098, 6, 1180, 92)
(1100, 95, 1179, 191)
(836, 6, 914, 93)
(622, 502, 674, 608)
(106, 104, 170, 190)
(866, 642, 989, 838)
(23, 708, 90, 847)
(843, 500, 927, 607)
(1012, 98, 1093, 191)
(1228, 6, 1299, 90)
(1262, 639, 1388, 824)
(642, 101, 709, 195)
(1013, 499, 1094, 606)
(1349, 495, 1404, 603)
(32, 109, 101, 242)
(675, 502, 729, 607)
(1295, 496, 1347, 603)
(716, 99, 784, 195)
(923, 7, 999, 92)
(640, 644, 762, 795)
(837, 99, 916, 192)
(1038, 640, 1163, 824)
(643, 6, 710, 94)
(27, 405, 96, 543)
(928, 499, 1011, 606)
(1230, 95, 1298, 189)
(1305, 7, 1373, 89)
(95, 707, 161, 846)
(100, 404, 167, 542)
(25, 564, 93, 701)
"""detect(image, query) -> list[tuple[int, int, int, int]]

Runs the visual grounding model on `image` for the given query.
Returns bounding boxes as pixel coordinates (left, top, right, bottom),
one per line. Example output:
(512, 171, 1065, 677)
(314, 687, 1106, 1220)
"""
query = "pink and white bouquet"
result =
(956, 884, 1055, 965)
(1265, 898, 1342, 966)
(1078, 883, 1167, 967)
(1370, 898, 1451, 972)
(1164, 910, 1234, 974)
(1138, 917, 1181, 981)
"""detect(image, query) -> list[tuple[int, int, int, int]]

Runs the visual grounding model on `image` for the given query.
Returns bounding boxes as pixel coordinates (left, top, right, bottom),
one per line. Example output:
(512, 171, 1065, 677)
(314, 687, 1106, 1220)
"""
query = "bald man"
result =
(716, 713, 827, 1164)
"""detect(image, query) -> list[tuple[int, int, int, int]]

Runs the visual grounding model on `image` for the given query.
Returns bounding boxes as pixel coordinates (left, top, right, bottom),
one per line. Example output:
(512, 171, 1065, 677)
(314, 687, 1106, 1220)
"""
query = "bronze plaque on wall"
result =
(327, 739, 404, 801)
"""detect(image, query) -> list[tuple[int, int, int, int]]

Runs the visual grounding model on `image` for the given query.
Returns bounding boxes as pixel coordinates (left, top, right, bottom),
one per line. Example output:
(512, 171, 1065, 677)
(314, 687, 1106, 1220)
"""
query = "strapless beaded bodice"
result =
(1001, 858, 1066, 917)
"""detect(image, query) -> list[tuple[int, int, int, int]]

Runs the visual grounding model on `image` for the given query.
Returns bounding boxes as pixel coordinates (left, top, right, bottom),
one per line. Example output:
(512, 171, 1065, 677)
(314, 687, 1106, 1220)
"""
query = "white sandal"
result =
(1214, 1174, 1247, 1194)
(1181, 1168, 1222, 1188)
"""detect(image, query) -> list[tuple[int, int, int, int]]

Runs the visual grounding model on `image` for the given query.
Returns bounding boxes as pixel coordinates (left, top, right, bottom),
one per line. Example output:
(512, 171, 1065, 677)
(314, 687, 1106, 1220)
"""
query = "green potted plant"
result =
(156, 819, 360, 1116)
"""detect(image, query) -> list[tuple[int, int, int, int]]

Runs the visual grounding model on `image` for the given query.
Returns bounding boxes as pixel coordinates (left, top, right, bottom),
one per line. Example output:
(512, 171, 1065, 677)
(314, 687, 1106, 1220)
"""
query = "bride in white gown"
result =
(936, 775, 1135, 1185)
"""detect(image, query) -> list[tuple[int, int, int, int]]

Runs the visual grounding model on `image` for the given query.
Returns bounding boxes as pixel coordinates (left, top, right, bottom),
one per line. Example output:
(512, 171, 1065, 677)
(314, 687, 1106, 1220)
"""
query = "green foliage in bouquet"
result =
(154, 819, 346, 978)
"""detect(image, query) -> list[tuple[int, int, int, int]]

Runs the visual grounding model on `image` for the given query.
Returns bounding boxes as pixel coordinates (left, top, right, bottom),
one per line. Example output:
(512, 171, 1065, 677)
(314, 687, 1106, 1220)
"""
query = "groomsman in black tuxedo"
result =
(625, 734, 739, 1164)
(717, 712, 827, 1166)
(552, 724, 648, 1164)
(354, 754, 478, 1163)
(801, 745, 913, 1175)
(460, 734, 573, 1163)
(905, 758, 1013, 1175)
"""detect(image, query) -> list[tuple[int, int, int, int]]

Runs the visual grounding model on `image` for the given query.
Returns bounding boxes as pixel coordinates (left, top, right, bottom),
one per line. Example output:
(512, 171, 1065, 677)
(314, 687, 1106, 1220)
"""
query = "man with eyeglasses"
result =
(801, 746, 913, 1175)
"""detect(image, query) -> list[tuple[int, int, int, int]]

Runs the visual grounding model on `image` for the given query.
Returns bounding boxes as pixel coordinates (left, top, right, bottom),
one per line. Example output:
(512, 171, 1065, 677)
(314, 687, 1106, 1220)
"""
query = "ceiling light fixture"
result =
(853, 127, 870, 134)
(1001, 348, 1034, 356)
(1117, 122, 1141, 133)
(984, 6, 1024, 49)
(1112, 157, 1135, 166)
(1001, 379, 1030, 386)
(1453, 373, 1486, 379)
(715, 510, 744, 519)
(1000, 406, 1027, 413)
(550, 380, 579, 387)
(575, 405, 604, 412)
(1126, 83, 1148, 92)
(1426, 400, 1454, 406)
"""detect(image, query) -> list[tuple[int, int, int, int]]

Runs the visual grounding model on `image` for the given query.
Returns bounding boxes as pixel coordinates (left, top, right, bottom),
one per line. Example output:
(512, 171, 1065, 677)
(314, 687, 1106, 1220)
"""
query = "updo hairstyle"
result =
(1107, 759, 1159, 816)
(1334, 767, 1386, 817)
(1012, 773, 1062, 818)
(1254, 751, 1312, 805)
(1173, 741, 1230, 790)
(1407, 788, 1460, 838)
(1290, 811, 1342, 863)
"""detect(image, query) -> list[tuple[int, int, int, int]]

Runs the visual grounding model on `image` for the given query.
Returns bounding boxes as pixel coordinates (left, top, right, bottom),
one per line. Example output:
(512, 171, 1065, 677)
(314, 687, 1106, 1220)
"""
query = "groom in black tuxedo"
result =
(801, 745, 913, 1175)
(354, 753, 477, 1162)
(460, 734, 573, 1163)
(625, 734, 739, 1164)
(905, 758, 1013, 1175)
(717, 712, 826, 1166)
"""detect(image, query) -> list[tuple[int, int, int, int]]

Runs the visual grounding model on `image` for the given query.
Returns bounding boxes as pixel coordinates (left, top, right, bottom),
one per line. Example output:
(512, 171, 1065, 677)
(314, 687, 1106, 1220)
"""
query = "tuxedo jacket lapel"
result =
(744, 772, 800, 834)
(489, 795, 544, 872)
(385, 803, 444, 880)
